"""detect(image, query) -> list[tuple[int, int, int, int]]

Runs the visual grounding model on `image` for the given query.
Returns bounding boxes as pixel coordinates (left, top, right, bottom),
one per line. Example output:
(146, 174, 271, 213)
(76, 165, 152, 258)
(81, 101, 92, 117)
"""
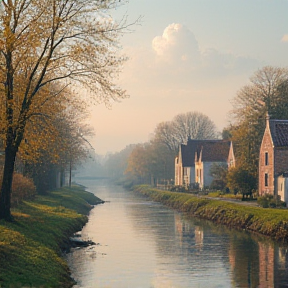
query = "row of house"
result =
(175, 137, 235, 189)
(175, 114, 288, 204)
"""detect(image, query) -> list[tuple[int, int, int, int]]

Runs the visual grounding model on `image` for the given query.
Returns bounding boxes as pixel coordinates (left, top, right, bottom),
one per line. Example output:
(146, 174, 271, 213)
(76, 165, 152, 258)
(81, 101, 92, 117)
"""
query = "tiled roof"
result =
(269, 119, 288, 147)
(196, 141, 231, 162)
(181, 139, 231, 167)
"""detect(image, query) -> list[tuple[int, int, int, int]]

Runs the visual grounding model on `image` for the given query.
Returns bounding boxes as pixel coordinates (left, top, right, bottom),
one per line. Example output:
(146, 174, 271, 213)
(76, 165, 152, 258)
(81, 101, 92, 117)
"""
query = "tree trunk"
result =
(69, 159, 72, 188)
(0, 144, 17, 221)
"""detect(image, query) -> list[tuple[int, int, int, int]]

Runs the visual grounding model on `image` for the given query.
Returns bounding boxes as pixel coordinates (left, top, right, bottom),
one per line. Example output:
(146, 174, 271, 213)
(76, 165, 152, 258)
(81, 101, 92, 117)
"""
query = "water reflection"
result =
(66, 180, 288, 288)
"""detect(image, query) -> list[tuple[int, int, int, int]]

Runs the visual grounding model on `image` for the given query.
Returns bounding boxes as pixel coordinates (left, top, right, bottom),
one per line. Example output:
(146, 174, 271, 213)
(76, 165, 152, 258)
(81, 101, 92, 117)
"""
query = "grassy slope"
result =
(134, 185, 288, 243)
(0, 185, 103, 288)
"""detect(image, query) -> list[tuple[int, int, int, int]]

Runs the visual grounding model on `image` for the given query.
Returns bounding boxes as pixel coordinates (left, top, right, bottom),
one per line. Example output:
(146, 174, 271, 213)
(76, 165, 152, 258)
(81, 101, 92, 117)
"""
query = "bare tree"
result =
(231, 66, 288, 124)
(0, 0, 130, 220)
(153, 111, 218, 153)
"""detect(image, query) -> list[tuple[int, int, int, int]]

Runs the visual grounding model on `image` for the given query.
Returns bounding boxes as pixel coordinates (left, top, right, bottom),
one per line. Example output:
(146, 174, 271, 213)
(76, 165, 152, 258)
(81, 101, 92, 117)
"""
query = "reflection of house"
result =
(258, 242, 274, 288)
(175, 138, 235, 188)
(194, 226, 203, 248)
(259, 115, 288, 203)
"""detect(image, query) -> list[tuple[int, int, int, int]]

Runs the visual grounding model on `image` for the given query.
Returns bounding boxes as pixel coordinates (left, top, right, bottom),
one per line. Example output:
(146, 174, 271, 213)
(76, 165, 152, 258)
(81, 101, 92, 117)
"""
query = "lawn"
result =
(0, 185, 103, 288)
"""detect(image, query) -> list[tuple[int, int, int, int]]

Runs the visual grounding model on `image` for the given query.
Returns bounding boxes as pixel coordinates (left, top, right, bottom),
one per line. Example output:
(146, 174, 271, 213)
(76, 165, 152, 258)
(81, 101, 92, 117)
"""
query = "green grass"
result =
(134, 185, 288, 243)
(0, 185, 103, 288)
(207, 191, 243, 199)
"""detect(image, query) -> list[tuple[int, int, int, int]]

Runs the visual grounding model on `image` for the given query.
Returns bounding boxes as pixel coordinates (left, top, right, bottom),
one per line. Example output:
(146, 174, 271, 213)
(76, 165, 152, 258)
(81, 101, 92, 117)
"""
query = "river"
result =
(65, 179, 288, 288)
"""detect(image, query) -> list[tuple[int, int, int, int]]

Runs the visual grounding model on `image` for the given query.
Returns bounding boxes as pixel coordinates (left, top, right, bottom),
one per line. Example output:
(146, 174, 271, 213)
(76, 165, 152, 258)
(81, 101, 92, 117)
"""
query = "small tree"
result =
(226, 167, 256, 199)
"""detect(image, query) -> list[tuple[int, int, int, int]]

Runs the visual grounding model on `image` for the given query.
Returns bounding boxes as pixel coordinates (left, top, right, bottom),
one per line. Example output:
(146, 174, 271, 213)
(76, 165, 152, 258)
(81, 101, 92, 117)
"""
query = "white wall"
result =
(203, 162, 214, 188)
(277, 176, 288, 204)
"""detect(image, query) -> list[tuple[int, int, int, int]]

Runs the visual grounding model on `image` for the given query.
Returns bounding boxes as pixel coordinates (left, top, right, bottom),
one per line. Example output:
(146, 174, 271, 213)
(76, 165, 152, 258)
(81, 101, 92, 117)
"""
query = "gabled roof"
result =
(181, 142, 197, 167)
(180, 139, 231, 167)
(195, 141, 231, 162)
(269, 119, 288, 147)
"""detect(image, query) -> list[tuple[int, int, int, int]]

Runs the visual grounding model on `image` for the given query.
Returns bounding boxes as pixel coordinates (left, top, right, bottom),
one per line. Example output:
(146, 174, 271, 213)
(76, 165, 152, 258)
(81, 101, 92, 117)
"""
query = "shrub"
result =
(257, 194, 286, 208)
(11, 173, 36, 205)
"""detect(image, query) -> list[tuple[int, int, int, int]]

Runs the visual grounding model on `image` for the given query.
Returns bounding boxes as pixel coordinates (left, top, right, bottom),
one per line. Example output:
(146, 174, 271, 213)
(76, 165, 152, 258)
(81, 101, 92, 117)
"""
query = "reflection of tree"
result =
(274, 246, 288, 287)
(229, 233, 288, 288)
(228, 234, 259, 288)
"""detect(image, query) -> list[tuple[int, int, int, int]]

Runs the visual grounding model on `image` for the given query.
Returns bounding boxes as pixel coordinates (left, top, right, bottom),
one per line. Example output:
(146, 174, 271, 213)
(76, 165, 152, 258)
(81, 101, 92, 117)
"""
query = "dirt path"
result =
(205, 196, 260, 207)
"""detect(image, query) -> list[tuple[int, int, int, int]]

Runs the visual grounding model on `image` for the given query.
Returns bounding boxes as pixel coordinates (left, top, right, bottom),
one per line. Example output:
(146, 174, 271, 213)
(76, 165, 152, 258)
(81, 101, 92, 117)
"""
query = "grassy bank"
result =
(0, 185, 103, 288)
(134, 185, 288, 243)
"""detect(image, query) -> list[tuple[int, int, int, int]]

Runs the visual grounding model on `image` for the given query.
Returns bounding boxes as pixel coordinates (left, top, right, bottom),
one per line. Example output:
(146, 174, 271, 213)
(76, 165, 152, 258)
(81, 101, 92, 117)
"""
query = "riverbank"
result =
(134, 185, 288, 243)
(0, 185, 103, 288)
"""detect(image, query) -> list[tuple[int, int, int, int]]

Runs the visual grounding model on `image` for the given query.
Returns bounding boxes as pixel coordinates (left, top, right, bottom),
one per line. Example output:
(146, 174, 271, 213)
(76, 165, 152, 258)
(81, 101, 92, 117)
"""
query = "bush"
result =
(257, 194, 286, 208)
(11, 173, 36, 205)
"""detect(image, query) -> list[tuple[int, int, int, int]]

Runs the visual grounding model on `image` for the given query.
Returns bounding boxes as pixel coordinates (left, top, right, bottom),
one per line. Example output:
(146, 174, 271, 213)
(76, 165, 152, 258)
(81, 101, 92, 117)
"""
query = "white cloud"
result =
(151, 23, 260, 76)
(152, 23, 200, 64)
(118, 23, 261, 101)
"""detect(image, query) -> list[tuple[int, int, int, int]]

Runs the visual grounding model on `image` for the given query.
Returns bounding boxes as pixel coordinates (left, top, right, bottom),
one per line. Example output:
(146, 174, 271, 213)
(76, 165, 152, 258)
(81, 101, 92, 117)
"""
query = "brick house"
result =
(175, 138, 235, 188)
(259, 115, 288, 203)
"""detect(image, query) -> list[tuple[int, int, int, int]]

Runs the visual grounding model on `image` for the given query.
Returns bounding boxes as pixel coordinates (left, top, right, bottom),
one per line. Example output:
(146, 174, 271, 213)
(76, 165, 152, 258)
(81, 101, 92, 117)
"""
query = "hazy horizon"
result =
(85, 0, 288, 155)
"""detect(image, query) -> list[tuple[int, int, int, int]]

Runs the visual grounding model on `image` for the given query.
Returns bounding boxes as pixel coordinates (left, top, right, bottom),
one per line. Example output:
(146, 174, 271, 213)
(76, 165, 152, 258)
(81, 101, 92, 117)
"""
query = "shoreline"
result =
(133, 185, 288, 243)
(0, 185, 103, 288)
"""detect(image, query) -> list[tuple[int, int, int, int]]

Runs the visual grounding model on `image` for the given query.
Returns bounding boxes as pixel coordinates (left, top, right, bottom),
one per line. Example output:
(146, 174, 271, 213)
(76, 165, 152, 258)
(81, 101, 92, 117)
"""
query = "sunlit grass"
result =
(0, 186, 103, 288)
(207, 191, 242, 199)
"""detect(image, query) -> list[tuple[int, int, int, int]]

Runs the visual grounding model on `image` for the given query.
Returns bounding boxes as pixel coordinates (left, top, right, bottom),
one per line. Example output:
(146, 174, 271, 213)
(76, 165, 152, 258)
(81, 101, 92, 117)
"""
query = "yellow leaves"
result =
(0, 0, 128, 170)
(11, 212, 30, 218)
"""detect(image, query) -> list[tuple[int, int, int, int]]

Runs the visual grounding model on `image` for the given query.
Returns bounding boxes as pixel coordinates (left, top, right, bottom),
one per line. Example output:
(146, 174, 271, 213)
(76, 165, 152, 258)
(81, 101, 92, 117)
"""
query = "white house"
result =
(194, 141, 233, 189)
(175, 138, 235, 188)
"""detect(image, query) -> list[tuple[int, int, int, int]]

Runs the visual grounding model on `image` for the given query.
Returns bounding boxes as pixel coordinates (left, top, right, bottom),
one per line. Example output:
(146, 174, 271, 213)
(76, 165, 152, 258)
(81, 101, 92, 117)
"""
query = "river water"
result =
(65, 179, 288, 288)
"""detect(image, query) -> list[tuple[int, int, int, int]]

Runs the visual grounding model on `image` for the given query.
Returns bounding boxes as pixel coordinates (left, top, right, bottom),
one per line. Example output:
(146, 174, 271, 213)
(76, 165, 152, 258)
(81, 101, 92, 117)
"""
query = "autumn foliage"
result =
(0, 0, 128, 220)
(11, 173, 36, 205)
(0, 173, 36, 206)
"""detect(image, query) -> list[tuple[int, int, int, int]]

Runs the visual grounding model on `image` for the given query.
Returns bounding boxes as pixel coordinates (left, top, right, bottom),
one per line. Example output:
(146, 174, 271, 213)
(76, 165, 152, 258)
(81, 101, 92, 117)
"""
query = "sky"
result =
(88, 0, 288, 155)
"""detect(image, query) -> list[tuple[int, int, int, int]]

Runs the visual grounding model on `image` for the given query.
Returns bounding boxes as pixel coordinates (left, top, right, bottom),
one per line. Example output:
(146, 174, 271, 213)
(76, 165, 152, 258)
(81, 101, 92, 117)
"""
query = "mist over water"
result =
(66, 179, 288, 288)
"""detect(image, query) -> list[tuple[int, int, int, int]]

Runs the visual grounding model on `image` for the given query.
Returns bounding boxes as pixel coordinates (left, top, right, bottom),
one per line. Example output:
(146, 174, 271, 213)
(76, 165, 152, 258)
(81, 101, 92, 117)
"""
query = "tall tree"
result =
(0, 0, 128, 220)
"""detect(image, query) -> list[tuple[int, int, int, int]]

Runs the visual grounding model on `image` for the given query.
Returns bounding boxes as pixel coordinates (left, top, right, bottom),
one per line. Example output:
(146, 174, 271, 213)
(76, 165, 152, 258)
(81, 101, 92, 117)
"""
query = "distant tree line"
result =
(102, 111, 218, 187)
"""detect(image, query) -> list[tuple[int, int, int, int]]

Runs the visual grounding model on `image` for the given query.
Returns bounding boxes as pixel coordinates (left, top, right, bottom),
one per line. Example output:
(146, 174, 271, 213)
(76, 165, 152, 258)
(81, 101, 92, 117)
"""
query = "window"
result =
(265, 152, 268, 165)
(265, 173, 268, 187)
